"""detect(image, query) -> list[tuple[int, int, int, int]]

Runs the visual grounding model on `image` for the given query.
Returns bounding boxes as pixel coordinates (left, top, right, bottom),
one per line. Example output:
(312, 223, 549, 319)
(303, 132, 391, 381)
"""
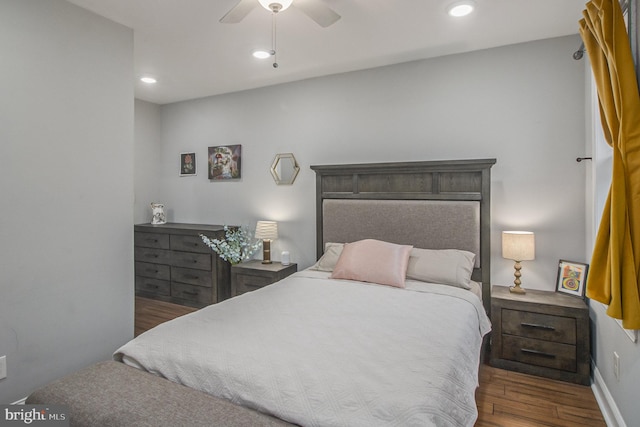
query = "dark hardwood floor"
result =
(135, 296, 197, 336)
(135, 297, 606, 426)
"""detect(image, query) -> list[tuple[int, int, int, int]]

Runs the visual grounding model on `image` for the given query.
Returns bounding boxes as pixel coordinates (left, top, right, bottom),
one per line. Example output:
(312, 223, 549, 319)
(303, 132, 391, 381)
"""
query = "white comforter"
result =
(115, 270, 491, 427)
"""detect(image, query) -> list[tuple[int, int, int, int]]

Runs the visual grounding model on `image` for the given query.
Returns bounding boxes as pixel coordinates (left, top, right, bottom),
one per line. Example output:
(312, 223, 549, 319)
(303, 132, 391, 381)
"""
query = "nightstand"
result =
(490, 285, 590, 385)
(230, 260, 297, 297)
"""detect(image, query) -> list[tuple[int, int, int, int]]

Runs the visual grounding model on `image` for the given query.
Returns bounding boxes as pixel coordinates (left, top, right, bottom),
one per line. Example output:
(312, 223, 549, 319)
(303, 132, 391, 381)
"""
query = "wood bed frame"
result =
(311, 158, 496, 313)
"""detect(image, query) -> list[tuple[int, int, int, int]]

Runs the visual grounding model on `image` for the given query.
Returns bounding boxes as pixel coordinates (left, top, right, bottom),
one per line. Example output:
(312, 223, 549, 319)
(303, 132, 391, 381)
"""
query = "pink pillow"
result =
(330, 239, 413, 288)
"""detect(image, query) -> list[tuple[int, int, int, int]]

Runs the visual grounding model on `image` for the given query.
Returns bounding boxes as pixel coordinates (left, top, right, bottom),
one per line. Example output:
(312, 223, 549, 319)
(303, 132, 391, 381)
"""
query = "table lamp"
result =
(255, 221, 278, 264)
(502, 231, 535, 294)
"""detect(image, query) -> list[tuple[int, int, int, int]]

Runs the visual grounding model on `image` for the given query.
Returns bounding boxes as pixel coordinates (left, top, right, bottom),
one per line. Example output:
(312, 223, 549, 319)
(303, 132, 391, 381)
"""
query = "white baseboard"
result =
(11, 397, 27, 405)
(592, 363, 626, 427)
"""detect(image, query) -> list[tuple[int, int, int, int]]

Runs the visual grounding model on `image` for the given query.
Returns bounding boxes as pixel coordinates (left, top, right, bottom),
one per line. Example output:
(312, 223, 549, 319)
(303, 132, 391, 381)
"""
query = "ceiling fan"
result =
(220, 0, 341, 28)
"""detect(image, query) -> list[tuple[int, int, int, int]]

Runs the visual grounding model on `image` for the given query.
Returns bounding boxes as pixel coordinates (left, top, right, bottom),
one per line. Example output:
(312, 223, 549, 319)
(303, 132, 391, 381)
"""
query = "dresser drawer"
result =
(502, 335, 577, 372)
(171, 282, 212, 305)
(135, 277, 170, 296)
(170, 234, 211, 253)
(171, 266, 212, 288)
(135, 247, 172, 265)
(170, 251, 211, 270)
(134, 232, 170, 249)
(502, 309, 577, 344)
(135, 262, 170, 281)
(234, 273, 273, 295)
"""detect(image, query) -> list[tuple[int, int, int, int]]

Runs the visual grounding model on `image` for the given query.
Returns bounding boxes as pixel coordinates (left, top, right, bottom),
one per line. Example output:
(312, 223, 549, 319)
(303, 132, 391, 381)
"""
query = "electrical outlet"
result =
(0, 355, 6, 380)
(613, 351, 620, 381)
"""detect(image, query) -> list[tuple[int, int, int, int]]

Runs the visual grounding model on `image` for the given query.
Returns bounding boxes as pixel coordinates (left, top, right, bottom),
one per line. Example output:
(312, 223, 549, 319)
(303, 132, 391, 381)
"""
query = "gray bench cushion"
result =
(26, 360, 294, 427)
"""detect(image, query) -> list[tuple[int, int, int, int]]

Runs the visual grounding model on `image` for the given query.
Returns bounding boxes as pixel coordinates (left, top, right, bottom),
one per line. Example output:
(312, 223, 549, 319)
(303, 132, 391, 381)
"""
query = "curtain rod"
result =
(573, 0, 630, 60)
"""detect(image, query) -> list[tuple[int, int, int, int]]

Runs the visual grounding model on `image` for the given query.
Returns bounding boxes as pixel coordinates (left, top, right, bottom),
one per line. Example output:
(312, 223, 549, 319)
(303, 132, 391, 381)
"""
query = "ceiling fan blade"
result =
(294, 0, 341, 27)
(220, 0, 258, 23)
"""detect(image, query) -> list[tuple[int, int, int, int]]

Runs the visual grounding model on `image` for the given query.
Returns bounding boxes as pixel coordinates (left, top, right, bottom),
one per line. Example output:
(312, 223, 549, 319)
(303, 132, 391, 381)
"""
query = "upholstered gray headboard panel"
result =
(322, 199, 480, 267)
(311, 159, 496, 313)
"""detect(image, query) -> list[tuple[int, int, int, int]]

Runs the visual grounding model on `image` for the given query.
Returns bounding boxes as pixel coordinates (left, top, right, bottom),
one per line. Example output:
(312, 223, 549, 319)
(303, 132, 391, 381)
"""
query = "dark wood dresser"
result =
(134, 223, 231, 308)
(231, 260, 297, 297)
(490, 285, 590, 385)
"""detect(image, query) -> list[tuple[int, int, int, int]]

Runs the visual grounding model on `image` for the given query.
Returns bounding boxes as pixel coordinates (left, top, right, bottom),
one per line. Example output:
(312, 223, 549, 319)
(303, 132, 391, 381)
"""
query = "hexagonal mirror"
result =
(270, 153, 300, 185)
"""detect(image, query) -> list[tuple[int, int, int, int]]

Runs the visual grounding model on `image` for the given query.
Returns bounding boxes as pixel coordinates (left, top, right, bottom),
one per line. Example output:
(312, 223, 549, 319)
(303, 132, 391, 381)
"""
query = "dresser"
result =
(134, 223, 231, 308)
(231, 260, 297, 297)
(490, 285, 590, 385)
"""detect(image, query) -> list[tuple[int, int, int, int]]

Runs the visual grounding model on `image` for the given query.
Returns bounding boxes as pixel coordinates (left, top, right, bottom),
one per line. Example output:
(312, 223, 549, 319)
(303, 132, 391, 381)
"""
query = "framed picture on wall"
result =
(180, 152, 196, 176)
(208, 145, 242, 180)
(556, 259, 589, 298)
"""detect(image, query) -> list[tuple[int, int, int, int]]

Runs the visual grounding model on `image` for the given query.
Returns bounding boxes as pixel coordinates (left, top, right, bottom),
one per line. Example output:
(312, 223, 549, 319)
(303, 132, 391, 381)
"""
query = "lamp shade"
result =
(502, 231, 535, 261)
(255, 221, 278, 241)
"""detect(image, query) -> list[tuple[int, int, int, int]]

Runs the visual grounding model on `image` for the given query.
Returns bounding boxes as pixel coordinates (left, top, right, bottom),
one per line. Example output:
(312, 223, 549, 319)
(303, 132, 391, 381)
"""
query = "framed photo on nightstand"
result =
(556, 259, 589, 298)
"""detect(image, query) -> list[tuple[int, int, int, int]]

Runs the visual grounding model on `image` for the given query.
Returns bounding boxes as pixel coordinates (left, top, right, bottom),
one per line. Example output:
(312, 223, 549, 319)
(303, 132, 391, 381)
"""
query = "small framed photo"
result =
(208, 145, 242, 180)
(556, 259, 589, 298)
(180, 152, 196, 176)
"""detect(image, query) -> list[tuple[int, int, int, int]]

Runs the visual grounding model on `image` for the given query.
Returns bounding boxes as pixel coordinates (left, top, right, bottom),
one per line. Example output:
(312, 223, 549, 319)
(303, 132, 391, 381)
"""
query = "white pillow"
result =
(308, 242, 344, 272)
(406, 248, 475, 289)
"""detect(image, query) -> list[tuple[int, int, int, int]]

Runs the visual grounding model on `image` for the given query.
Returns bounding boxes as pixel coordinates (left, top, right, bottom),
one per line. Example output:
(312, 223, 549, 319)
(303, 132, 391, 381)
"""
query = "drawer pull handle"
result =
(146, 239, 158, 243)
(521, 348, 556, 358)
(185, 275, 199, 280)
(183, 290, 198, 296)
(521, 322, 555, 331)
(148, 285, 159, 289)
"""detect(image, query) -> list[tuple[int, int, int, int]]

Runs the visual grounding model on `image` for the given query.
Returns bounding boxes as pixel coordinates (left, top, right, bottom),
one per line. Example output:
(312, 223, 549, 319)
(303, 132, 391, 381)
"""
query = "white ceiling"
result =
(66, 0, 587, 105)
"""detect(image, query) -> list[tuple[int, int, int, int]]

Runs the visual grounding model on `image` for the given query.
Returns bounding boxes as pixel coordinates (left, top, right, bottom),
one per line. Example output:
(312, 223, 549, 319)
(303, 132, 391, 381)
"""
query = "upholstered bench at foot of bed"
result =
(26, 360, 294, 427)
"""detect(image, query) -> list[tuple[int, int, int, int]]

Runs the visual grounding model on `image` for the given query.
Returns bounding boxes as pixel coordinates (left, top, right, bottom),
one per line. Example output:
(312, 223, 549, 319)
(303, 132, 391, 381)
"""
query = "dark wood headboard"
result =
(310, 159, 496, 311)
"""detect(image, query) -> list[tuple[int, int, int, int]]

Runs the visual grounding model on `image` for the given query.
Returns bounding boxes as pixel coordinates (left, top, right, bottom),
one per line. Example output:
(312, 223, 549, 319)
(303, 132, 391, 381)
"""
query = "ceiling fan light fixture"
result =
(258, 0, 293, 12)
(447, 1, 476, 17)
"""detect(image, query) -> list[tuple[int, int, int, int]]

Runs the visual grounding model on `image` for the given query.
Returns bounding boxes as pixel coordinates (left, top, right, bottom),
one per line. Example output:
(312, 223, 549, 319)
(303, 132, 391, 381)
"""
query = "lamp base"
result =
(261, 240, 272, 264)
(509, 285, 526, 294)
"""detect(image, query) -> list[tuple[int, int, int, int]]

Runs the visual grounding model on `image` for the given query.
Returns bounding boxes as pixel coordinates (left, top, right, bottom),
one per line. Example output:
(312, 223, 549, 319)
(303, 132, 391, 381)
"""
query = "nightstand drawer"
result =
(135, 277, 170, 296)
(502, 309, 577, 344)
(234, 273, 273, 295)
(171, 266, 212, 288)
(170, 234, 211, 253)
(135, 232, 170, 249)
(502, 335, 577, 372)
(135, 262, 170, 281)
(171, 282, 212, 305)
(170, 251, 211, 270)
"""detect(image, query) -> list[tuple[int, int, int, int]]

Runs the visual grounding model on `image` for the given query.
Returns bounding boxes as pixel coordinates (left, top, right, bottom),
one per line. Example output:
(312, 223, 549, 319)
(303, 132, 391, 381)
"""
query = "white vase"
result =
(151, 203, 166, 225)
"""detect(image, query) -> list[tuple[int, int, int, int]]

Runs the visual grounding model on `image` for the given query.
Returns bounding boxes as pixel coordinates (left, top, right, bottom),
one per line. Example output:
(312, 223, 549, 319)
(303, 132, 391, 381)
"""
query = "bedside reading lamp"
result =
(502, 231, 535, 294)
(255, 221, 278, 264)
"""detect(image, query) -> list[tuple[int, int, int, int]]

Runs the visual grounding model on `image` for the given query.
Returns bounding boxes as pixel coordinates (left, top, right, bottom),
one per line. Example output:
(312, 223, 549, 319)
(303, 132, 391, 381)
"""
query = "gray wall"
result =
(135, 100, 163, 224)
(138, 34, 587, 292)
(0, 0, 134, 403)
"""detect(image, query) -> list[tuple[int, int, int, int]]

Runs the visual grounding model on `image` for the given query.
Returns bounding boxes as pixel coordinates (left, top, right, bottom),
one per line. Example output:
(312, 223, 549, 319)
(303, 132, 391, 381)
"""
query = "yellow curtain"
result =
(580, 0, 640, 329)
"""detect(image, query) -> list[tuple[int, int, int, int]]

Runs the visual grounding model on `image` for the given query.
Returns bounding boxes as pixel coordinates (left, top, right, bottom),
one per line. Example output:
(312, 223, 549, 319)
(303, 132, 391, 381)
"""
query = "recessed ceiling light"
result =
(140, 76, 157, 84)
(252, 49, 275, 59)
(447, 1, 476, 17)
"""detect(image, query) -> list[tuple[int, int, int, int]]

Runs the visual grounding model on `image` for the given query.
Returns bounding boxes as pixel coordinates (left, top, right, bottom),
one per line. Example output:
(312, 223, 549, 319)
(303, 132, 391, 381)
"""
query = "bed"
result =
(28, 158, 496, 427)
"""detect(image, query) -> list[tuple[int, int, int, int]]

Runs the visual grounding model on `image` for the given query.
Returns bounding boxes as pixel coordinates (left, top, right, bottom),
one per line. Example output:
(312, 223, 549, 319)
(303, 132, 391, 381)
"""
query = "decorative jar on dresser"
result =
(134, 223, 232, 308)
(490, 285, 590, 385)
